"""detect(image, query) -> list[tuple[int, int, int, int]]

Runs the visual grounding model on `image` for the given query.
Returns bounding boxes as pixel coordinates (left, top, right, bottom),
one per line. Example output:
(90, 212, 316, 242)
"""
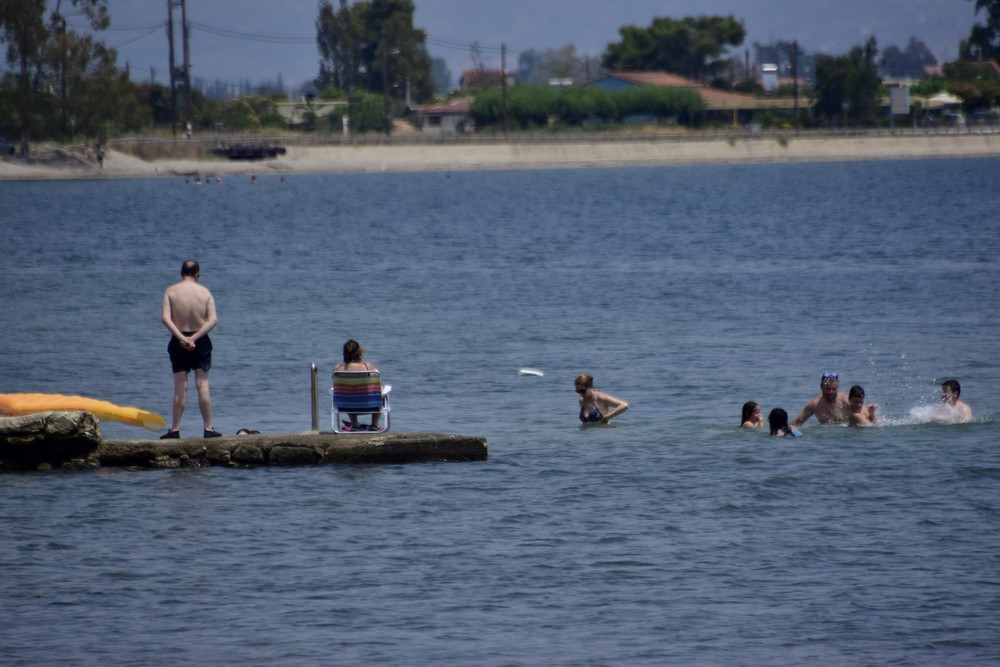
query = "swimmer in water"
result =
(574, 374, 628, 425)
(848, 385, 877, 426)
(939, 379, 973, 423)
(792, 371, 851, 426)
(741, 401, 765, 429)
(768, 408, 801, 437)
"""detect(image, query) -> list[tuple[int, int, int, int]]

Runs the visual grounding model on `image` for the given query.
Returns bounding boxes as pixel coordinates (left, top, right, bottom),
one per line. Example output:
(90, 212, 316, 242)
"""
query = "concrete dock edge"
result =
(0, 412, 488, 471)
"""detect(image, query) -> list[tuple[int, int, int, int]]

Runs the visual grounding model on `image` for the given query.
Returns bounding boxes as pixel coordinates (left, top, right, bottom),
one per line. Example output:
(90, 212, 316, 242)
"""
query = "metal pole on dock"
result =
(310, 364, 319, 432)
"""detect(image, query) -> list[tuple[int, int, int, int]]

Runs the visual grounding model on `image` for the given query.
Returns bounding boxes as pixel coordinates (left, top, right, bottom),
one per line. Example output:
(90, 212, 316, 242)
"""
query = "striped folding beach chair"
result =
(331, 369, 391, 434)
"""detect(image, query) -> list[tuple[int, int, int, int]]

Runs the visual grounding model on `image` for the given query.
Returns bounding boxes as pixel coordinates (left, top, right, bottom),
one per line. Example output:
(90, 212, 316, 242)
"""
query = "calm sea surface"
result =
(1, 158, 999, 665)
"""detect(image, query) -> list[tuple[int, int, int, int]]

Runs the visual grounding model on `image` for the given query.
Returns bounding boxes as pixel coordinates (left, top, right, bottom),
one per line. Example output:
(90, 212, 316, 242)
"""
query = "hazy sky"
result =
(85, 0, 977, 92)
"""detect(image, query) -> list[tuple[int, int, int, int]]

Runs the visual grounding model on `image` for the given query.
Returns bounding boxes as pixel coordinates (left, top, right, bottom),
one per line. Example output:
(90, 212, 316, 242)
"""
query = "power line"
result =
(188, 21, 314, 45)
(101, 23, 165, 32)
(109, 25, 164, 50)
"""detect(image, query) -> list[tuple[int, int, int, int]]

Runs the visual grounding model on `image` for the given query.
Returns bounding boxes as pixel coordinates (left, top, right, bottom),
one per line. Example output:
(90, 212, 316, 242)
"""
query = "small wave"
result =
(954, 467, 1000, 480)
(906, 404, 970, 425)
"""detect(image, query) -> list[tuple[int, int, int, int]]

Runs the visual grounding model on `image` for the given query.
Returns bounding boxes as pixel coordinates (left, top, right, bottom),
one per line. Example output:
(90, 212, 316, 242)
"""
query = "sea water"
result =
(1, 159, 998, 665)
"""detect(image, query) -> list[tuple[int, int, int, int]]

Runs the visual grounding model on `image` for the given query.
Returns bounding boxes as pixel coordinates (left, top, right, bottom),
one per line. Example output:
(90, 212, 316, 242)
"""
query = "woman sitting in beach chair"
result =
(331, 339, 390, 433)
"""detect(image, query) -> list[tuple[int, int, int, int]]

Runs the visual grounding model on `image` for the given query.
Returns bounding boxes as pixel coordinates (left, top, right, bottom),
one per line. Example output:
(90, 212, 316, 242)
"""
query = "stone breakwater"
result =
(0, 412, 488, 472)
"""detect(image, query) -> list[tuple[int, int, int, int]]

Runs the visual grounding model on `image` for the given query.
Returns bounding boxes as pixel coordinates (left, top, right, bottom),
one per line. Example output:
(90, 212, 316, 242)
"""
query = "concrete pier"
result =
(0, 412, 488, 471)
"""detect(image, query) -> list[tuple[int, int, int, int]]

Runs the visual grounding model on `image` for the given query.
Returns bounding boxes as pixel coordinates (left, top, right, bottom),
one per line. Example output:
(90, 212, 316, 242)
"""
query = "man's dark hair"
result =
(941, 379, 961, 397)
(849, 385, 865, 399)
(181, 260, 200, 277)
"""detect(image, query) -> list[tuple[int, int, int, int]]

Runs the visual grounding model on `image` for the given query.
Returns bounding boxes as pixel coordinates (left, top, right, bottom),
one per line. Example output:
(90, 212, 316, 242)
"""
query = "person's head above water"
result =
(574, 374, 594, 395)
(742, 401, 759, 424)
(941, 379, 961, 404)
(820, 371, 839, 401)
(849, 385, 866, 412)
(343, 339, 364, 364)
(768, 408, 791, 435)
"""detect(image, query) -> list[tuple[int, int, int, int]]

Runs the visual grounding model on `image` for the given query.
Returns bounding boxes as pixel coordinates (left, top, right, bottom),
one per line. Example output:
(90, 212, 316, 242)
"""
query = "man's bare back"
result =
(162, 277, 217, 349)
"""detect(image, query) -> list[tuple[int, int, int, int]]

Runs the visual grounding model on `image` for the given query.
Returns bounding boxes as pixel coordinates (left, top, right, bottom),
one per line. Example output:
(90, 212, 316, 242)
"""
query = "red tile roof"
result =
(594, 71, 800, 110)
(419, 98, 472, 115)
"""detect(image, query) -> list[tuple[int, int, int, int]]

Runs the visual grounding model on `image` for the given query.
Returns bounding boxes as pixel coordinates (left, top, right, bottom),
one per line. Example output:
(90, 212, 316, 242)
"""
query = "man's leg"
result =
(194, 368, 213, 431)
(170, 371, 188, 431)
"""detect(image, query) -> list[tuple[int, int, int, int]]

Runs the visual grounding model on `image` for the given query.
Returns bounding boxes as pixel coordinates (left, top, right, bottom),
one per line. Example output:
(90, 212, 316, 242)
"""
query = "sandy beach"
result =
(2, 131, 998, 180)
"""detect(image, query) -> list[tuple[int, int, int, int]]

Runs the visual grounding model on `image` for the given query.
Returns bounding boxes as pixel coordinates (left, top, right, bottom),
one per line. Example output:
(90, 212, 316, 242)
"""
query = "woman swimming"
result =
(575, 373, 629, 425)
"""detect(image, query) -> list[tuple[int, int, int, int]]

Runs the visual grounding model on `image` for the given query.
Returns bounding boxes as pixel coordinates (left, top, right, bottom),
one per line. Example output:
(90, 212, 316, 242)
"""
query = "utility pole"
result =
(382, 27, 391, 137)
(791, 40, 799, 120)
(59, 15, 68, 135)
(180, 0, 193, 135)
(501, 43, 509, 136)
(745, 49, 750, 83)
(167, 0, 177, 138)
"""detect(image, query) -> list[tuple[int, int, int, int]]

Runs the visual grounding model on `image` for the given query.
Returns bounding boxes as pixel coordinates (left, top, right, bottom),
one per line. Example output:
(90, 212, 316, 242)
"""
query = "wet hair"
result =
(849, 385, 865, 400)
(941, 379, 960, 397)
(342, 339, 364, 364)
(574, 374, 594, 388)
(181, 259, 200, 277)
(741, 401, 759, 425)
(768, 408, 790, 436)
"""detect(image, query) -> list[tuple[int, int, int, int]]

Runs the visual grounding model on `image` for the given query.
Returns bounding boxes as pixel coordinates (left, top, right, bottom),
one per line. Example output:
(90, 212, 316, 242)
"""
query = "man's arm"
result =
(791, 399, 815, 427)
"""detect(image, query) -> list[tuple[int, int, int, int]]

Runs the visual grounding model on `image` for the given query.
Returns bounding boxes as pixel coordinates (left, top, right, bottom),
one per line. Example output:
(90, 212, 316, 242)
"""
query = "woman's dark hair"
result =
(342, 339, 363, 363)
(768, 408, 790, 436)
(741, 401, 758, 425)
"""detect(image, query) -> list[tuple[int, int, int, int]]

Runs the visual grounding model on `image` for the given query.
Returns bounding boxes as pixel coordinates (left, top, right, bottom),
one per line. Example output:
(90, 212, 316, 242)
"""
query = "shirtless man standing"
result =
(791, 371, 851, 427)
(160, 260, 220, 439)
(940, 379, 973, 423)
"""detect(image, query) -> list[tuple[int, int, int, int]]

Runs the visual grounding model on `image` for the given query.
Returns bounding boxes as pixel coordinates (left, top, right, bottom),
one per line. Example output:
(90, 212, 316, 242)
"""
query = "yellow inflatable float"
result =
(0, 393, 166, 431)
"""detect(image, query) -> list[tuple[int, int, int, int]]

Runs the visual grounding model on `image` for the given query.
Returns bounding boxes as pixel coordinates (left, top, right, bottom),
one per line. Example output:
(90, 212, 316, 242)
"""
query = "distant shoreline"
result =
(2, 131, 999, 180)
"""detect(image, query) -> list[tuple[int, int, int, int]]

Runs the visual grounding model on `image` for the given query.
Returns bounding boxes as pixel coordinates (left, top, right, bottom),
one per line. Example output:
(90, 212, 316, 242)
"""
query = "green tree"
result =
(880, 37, 937, 78)
(518, 45, 587, 86)
(964, 0, 1000, 60)
(315, 0, 434, 111)
(218, 95, 286, 131)
(468, 85, 703, 130)
(59, 37, 145, 140)
(326, 93, 386, 134)
(135, 82, 173, 125)
(601, 15, 745, 82)
(0, 0, 112, 154)
(943, 59, 1000, 107)
(813, 38, 881, 126)
(316, 0, 364, 93)
(430, 56, 451, 96)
